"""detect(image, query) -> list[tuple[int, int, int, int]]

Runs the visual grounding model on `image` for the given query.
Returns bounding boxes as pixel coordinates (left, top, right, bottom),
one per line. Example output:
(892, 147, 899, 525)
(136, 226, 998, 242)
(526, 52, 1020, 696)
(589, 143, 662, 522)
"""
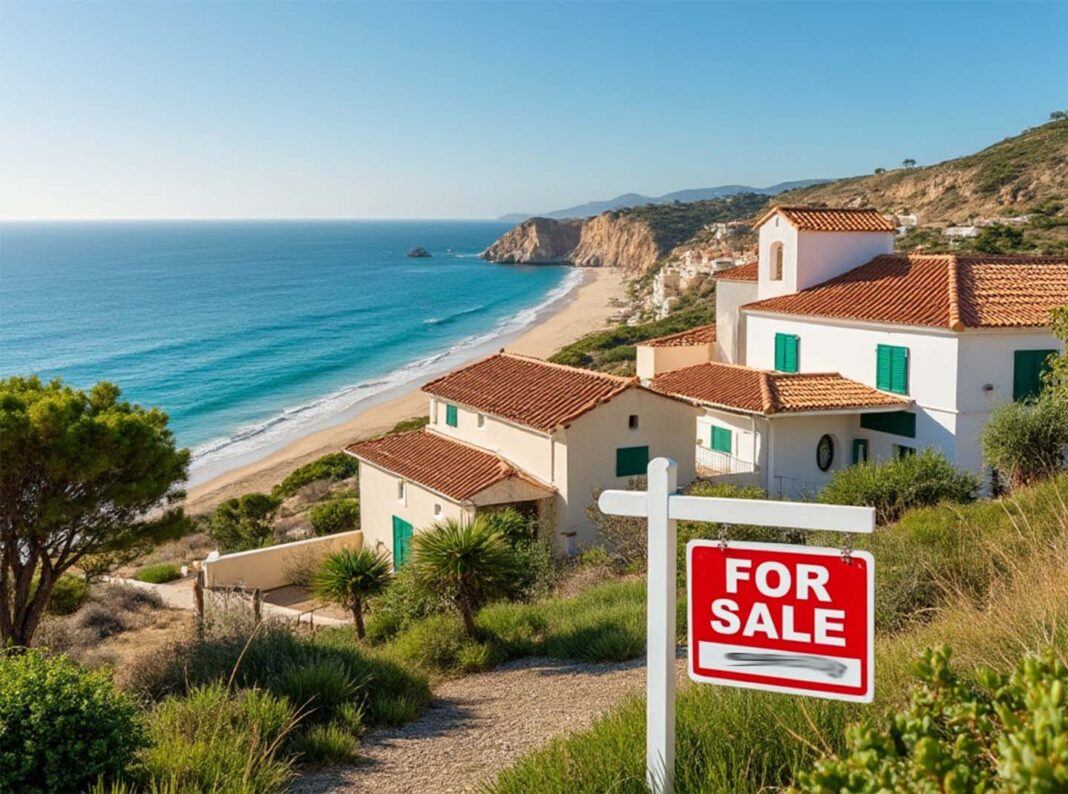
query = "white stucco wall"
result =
(766, 414, 858, 498)
(715, 280, 759, 364)
(555, 388, 700, 549)
(697, 410, 765, 468)
(202, 530, 364, 590)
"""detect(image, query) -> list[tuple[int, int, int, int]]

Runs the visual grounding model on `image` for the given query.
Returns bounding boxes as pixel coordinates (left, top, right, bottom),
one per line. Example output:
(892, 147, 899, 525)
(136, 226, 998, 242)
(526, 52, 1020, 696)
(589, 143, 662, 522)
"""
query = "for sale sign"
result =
(687, 540, 874, 702)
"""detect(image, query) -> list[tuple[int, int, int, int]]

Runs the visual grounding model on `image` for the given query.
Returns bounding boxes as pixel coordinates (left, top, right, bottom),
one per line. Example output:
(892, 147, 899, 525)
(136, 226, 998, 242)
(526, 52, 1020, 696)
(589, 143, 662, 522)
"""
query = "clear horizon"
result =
(2, 0, 1066, 221)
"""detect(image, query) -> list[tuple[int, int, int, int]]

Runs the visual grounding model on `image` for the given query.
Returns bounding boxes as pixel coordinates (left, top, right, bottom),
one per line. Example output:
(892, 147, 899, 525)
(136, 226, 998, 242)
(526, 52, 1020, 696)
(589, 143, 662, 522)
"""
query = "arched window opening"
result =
(771, 243, 784, 281)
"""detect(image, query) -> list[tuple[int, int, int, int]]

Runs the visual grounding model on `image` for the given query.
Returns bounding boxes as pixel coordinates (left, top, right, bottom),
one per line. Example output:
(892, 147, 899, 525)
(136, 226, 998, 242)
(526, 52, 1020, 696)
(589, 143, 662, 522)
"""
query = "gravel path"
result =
(293, 654, 682, 793)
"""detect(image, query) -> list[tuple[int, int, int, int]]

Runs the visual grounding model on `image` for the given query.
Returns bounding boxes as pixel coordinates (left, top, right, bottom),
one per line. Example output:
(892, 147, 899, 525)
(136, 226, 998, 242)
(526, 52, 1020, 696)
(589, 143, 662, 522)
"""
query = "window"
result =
(816, 434, 835, 472)
(392, 516, 413, 569)
(445, 404, 458, 427)
(477, 412, 485, 428)
(710, 425, 732, 454)
(1013, 349, 1056, 401)
(876, 345, 909, 394)
(771, 243, 784, 281)
(852, 438, 869, 464)
(397, 480, 406, 504)
(860, 410, 916, 438)
(431, 400, 438, 424)
(774, 333, 799, 373)
(628, 414, 639, 430)
(893, 444, 916, 459)
(433, 503, 442, 517)
(615, 445, 649, 477)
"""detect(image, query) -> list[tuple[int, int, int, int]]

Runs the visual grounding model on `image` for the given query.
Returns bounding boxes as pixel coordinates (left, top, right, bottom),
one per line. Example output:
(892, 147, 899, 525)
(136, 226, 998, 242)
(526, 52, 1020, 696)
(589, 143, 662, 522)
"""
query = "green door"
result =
(392, 516, 413, 569)
(1013, 349, 1056, 401)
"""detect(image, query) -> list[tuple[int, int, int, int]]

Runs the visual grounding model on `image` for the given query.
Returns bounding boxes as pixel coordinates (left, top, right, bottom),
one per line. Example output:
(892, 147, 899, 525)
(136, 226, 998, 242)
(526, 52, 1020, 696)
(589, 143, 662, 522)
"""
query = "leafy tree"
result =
(874, 167, 886, 174)
(972, 223, 1025, 254)
(312, 547, 391, 639)
(209, 493, 280, 552)
(981, 394, 1068, 488)
(411, 517, 519, 638)
(797, 647, 1068, 793)
(0, 377, 188, 648)
(1051, 110, 1067, 121)
(902, 158, 917, 169)
(309, 497, 360, 536)
(1044, 306, 1068, 400)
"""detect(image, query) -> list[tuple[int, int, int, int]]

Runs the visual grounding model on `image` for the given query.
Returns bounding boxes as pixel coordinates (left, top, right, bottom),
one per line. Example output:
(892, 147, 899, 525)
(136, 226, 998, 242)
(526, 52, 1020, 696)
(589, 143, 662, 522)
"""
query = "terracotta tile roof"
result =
(649, 362, 909, 416)
(714, 261, 759, 281)
(422, 353, 634, 433)
(744, 254, 1068, 330)
(757, 206, 896, 233)
(346, 429, 551, 501)
(642, 324, 716, 348)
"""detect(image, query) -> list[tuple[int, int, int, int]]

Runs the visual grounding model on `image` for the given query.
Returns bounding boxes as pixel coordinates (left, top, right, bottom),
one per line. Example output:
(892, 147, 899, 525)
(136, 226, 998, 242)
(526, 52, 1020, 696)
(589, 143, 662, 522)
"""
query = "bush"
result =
(309, 497, 360, 536)
(797, 647, 1068, 792)
(209, 492, 280, 552)
(288, 722, 360, 767)
(140, 684, 296, 793)
(0, 650, 144, 793)
(819, 449, 979, 524)
(364, 564, 453, 643)
(274, 659, 357, 724)
(133, 563, 182, 584)
(272, 452, 359, 499)
(47, 573, 88, 615)
(982, 394, 1068, 488)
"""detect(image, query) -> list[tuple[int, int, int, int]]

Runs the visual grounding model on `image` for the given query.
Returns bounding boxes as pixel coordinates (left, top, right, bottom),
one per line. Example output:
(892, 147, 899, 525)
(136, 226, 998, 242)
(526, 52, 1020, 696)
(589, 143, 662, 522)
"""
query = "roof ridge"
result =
(757, 371, 775, 414)
(946, 254, 964, 332)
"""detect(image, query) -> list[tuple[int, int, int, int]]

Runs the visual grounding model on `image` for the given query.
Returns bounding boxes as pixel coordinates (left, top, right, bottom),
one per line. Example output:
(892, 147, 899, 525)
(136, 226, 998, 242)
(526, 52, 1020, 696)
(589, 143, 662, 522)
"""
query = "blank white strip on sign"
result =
(698, 642, 862, 688)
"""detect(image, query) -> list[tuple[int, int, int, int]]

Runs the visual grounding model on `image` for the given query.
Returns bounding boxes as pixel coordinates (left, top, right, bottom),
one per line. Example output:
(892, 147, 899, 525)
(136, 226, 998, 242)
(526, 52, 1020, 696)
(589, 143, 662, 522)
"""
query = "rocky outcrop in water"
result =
(407, 247, 431, 258)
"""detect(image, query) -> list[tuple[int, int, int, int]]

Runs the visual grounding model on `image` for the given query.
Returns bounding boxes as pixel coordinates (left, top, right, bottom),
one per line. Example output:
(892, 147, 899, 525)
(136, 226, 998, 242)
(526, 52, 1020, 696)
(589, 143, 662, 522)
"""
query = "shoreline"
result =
(184, 267, 628, 514)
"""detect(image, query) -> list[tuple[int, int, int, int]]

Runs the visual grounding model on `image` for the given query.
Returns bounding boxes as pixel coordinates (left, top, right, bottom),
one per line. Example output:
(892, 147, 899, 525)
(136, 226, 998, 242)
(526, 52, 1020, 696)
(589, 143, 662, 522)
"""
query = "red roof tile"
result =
(346, 430, 550, 501)
(422, 353, 634, 433)
(643, 324, 716, 348)
(744, 254, 1068, 330)
(714, 261, 759, 281)
(757, 206, 895, 233)
(649, 362, 909, 416)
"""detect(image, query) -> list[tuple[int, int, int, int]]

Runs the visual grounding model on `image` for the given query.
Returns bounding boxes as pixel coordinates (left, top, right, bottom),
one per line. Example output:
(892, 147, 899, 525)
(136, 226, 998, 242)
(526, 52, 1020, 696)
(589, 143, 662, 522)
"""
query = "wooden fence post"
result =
(253, 588, 262, 624)
(194, 570, 205, 639)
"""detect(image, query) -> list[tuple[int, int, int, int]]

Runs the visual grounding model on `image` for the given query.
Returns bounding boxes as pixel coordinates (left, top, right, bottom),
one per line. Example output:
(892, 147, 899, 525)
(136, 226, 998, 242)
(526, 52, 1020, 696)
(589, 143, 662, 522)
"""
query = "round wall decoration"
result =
(816, 434, 835, 472)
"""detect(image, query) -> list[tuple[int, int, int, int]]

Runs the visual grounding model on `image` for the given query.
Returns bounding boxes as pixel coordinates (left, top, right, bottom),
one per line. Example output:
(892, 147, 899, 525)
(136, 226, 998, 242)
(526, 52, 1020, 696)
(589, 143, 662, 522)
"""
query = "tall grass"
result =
(491, 476, 1068, 793)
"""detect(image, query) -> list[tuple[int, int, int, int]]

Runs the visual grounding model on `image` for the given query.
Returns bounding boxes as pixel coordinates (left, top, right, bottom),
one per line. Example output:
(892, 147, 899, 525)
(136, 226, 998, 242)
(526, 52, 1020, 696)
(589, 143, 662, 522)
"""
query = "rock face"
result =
(482, 213, 660, 273)
(481, 218, 583, 264)
(407, 247, 431, 258)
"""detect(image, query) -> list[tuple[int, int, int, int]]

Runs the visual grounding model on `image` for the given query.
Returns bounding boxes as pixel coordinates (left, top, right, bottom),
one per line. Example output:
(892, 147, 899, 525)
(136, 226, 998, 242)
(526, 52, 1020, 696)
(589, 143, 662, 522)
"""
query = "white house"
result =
(346, 352, 699, 563)
(637, 205, 1068, 497)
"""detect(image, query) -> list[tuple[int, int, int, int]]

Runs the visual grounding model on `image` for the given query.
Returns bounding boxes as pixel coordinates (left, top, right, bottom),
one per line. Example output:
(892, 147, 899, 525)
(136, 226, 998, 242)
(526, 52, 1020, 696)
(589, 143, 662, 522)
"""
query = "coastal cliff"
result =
(481, 217, 583, 263)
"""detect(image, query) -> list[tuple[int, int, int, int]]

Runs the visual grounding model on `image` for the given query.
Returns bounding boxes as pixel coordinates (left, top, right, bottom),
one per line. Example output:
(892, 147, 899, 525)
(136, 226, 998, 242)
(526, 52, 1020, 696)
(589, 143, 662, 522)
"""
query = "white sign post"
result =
(598, 458, 875, 794)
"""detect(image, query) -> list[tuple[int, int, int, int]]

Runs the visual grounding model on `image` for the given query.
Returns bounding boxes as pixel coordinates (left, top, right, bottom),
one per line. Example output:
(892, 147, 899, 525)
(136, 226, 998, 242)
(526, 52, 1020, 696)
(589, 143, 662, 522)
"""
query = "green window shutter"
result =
(615, 446, 649, 477)
(445, 404, 458, 427)
(392, 516, 413, 569)
(1013, 349, 1056, 401)
(711, 426, 732, 454)
(860, 410, 916, 438)
(876, 345, 908, 394)
(775, 333, 799, 373)
(851, 438, 869, 464)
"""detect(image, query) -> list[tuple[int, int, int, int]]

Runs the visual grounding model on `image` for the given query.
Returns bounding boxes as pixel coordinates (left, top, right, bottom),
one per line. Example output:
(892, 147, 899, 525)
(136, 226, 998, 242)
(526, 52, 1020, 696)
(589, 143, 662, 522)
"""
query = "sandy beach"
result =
(184, 267, 628, 514)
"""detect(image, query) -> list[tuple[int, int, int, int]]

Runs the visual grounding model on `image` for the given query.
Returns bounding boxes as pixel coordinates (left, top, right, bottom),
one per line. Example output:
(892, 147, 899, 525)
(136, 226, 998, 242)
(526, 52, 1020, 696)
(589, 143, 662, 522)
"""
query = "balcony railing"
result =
(695, 445, 757, 476)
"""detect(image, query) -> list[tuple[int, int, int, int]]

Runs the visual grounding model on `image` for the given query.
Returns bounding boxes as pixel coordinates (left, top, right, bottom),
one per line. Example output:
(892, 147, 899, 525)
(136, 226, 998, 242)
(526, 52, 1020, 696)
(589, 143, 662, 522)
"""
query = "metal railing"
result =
(695, 445, 757, 475)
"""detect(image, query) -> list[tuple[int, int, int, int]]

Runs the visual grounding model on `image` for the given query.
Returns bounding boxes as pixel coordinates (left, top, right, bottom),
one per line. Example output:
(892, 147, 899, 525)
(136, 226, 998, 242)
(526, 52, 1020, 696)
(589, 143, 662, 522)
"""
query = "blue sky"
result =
(1, 1, 1065, 220)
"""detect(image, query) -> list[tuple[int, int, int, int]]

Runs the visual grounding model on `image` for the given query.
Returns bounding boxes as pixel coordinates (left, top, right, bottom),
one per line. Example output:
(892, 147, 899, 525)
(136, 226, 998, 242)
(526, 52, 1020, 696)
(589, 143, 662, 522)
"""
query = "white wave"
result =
(187, 268, 585, 483)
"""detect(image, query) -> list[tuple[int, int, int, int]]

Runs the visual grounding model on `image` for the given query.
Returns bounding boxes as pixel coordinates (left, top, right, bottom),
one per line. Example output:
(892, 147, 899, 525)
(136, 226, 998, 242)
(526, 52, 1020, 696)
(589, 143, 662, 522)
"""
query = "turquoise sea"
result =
(0, 221, 576, 482)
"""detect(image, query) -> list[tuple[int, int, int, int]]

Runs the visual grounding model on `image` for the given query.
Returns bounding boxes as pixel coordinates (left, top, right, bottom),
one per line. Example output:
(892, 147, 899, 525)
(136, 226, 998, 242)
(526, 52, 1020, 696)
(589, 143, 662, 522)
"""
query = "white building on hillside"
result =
(636, 205, 1068, 497)
(346, 353, 699, 563)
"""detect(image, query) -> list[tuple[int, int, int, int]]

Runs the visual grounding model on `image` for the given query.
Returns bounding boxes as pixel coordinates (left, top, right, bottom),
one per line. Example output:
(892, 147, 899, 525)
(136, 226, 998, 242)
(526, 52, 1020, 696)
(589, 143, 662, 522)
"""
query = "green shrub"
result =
(309, 497, 361, 536)
(274, 660, 357, 724)
(140, 684, 296, 793)
(365, 564, 452, 643)
(797, 647, 1068, 793)
(272, 452, 359, 499)
(819, 449, 979, 524)
(0, 650, 144, 793)
(208, 492, 280, 552)
(388, 415, 430, 435)
(288, 722, 361, 767)
(982, 394, 1068, 488)
(133, 563, 182, 584)
(47, 573, 88, 614)
(386, 613, 490, 673)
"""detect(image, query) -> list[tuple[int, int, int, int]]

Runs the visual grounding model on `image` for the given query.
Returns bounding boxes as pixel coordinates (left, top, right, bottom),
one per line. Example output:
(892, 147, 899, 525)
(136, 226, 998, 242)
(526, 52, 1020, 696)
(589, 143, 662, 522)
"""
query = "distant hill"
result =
(498, 179, 828, 222)
(779, 119, 1068, 223)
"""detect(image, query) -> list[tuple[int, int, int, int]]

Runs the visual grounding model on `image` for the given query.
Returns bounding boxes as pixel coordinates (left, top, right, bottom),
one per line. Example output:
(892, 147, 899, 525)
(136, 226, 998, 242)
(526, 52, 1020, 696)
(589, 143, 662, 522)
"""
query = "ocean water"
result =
(0, 220, 577, 483)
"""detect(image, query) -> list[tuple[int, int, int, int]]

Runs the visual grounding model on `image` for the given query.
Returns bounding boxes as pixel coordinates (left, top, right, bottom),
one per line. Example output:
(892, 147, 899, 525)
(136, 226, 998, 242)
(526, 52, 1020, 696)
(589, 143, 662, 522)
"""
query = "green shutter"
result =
(876, 345, 908, 394)
(392, 516, 413, 569)
(851, 438, 869, 464)
(615, 446, 649, 477)
(860, 410, 916, 438)
(711, 426, 732, 454)
(445, 404, 458, 427)
(1013, 349, 1056, 401)
(775, 333, 799, 373)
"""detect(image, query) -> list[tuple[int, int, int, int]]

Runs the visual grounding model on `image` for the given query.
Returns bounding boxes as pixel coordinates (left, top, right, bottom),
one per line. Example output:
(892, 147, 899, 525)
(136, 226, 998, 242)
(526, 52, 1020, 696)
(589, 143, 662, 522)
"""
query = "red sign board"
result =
(687, 540, 874, 702)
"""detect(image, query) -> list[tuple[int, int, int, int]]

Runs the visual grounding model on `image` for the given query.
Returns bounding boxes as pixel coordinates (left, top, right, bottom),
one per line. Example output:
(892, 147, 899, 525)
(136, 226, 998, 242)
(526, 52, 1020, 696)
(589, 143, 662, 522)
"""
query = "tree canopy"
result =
(0, 377, 189, 646)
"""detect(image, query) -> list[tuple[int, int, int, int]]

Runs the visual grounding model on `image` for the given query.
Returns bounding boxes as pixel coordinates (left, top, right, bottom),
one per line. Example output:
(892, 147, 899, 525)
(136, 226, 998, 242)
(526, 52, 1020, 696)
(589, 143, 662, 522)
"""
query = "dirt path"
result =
(293, 654, 684, 793)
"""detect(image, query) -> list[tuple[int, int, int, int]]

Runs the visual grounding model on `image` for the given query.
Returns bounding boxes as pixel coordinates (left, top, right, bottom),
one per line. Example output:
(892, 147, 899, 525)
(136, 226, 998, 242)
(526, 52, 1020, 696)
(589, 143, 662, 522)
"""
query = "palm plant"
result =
(411, 516, 518, 638)
(312, 547, 392, 639)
